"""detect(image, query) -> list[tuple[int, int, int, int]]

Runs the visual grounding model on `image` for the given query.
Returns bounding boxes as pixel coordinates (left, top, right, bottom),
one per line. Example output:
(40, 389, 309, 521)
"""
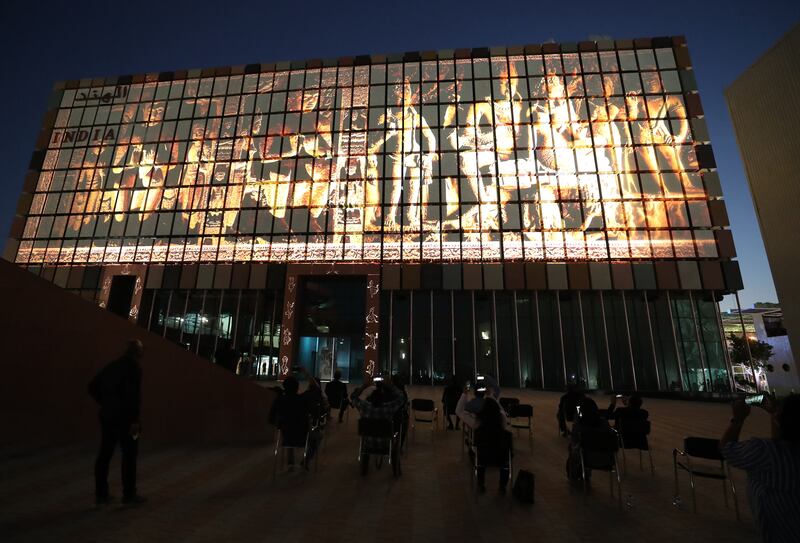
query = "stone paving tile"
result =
(0, 389, 768, 543)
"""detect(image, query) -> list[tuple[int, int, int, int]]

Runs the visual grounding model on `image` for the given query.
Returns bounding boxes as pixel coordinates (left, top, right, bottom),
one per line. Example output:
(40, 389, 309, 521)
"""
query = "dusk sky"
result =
(2, 0, 797, 311)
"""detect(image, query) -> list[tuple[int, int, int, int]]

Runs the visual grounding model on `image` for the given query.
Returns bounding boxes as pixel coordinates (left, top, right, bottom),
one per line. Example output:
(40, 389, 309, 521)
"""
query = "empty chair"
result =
(617, 418, 654, 475)
(358, 417, 401, 477)
(310, 411, 328, 457)
(673, 437, 739, 520)
(508, 403, 534, 449)
(578, 428, 623, 503)
(410, 398, 439, 440)
(499, 397, 520, 413)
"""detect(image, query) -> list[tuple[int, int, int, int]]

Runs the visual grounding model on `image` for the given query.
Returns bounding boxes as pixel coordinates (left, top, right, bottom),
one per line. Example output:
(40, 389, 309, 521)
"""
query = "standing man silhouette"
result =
(88, 339, 146, 506)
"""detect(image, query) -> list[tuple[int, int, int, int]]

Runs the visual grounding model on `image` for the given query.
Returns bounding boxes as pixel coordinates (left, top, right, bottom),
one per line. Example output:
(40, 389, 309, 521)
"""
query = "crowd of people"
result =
(88, 341, 799, 541)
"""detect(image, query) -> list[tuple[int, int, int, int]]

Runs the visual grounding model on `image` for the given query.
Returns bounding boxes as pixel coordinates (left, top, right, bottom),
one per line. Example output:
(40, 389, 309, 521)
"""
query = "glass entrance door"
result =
(297, 335, 361, 383)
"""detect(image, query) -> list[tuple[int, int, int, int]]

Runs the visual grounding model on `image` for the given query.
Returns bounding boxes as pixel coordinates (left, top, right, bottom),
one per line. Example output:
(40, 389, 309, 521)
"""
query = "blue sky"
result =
(1, 0, 797, 310)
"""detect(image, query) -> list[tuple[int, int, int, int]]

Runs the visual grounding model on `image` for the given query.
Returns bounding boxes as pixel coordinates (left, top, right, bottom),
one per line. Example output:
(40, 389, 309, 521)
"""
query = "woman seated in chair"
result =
(607, 394, 649, 425)
(474, 399, 513, 494)
(566, 397, 614, 483)
(269, 370, 324, 469)
(607, 394, 649, 448)
(269, 376, 309, 469)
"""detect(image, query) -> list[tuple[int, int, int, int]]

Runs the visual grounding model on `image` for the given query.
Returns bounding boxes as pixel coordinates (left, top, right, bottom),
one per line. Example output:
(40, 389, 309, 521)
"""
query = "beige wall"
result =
(726, 24, 800, 383)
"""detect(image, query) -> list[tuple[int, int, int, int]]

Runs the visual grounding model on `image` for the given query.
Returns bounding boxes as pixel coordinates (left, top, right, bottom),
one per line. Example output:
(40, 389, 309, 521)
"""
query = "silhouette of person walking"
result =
(88, 339, 146, 506)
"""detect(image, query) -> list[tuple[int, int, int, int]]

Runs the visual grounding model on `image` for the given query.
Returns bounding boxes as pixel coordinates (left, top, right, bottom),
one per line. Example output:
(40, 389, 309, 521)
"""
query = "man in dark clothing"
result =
(325, 370, 349, 423)
(88, 339, 145, 506)
(442, 377, 461, 430)
(557, 384, 585, 437)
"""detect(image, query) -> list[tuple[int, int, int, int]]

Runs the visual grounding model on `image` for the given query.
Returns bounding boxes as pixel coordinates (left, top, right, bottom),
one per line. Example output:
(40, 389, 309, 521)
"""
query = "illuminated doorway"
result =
(296, 277, 366, 383)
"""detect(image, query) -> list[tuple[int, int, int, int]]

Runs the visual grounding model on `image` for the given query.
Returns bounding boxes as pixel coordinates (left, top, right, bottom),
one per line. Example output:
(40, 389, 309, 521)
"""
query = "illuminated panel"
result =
(17, 44, 720, 264)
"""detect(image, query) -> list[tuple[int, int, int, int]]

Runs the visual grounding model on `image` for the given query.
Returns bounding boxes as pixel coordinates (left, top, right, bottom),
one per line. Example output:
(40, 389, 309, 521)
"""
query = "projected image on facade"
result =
(17, 47, 718, 264)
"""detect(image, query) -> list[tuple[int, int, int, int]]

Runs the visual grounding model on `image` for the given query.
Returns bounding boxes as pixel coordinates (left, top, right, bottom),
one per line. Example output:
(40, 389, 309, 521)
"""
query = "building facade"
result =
(5, 36, 743, 393)
(726, 23, 800, 390)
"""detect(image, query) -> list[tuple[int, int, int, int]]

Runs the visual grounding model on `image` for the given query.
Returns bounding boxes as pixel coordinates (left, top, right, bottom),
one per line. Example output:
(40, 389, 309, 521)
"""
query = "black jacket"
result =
(88, 354, 142, 424)
(325, 379, 348, 408)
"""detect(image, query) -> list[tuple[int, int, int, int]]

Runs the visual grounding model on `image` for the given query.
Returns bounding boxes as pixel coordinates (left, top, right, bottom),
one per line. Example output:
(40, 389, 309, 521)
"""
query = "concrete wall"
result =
(0, 259, 275, 448)
(726, 24, 800, 368)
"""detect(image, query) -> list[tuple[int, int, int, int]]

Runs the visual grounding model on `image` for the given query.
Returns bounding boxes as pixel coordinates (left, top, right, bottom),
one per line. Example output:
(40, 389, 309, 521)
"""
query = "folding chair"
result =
(272, 426, 312, 479)
(471, 432, 514, 493)
(358, 418, 401, 477)
(311, 411, 328, 456)
(578, 428, 622, 505)
(462, 423, 474, 457)
(508, 403, 534, 450)
(410, 398, 438, 440)
(499, 397, 520, 414)
(617, 418, 654, 476)
(673, 437, 739, 520)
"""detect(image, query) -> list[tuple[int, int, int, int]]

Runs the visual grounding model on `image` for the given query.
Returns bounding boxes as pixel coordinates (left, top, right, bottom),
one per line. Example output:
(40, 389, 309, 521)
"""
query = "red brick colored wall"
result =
(0, 259, 275, 448)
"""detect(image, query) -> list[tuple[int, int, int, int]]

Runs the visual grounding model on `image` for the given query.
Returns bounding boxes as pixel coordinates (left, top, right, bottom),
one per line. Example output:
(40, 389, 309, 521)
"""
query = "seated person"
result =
(269, 375, 309, 468)
(325, 370, 349, 423)
(456, 383, 508, 430)
(557, 384, 585, 436)
(442, 377, 462, 430)
(464, 375, 501, 414)
(607, 394, 649, 447)
(473, 399, 514, 494)
(566, 397, 614, 482)
(607, 394, 649, 424)
(350, 373, 406, 476)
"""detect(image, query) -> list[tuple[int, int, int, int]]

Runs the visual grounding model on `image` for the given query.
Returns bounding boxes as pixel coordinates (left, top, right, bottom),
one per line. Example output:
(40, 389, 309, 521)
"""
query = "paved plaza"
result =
(1, 389, 770, 543)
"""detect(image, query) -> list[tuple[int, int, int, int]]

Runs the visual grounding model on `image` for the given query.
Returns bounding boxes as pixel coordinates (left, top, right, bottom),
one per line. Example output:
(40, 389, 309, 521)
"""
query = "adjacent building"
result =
(726, 23, 800, 392)
(5, 36, 743, 393)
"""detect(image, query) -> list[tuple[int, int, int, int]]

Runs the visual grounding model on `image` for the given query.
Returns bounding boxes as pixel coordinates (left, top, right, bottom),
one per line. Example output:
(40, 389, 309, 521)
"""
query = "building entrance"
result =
(107, 275, 136, 318)
(295, 276, 366, 383)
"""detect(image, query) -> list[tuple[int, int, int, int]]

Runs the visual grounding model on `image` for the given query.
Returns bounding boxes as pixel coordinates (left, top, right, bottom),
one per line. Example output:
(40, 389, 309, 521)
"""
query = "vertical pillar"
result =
(577, 292, 590, 388)
(666, 292, 688, 391)
(599, 292, 614, 390)
(492, 292, 500, 382)
(688, 291, 710, 392)
(643, 292, 662, 390)
(513, 291, 522, 388)
(409, 291, 414, 384)
(364, 274, 381, 377)
(277, 272, 299, 379)
(713, 292, 736, 393)
(231, 290, 242, 350)
(621, 291, 638, 390)
(450, 291, 456, 376)
(535, 291, 544, 388)
(430, 291, 434, 386)
(471, 291, 477, 377)
(556, 293, 567, 385)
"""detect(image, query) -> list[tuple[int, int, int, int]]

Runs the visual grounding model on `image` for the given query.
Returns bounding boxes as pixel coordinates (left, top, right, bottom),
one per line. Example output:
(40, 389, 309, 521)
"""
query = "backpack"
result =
(513, 469, 535, 504)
